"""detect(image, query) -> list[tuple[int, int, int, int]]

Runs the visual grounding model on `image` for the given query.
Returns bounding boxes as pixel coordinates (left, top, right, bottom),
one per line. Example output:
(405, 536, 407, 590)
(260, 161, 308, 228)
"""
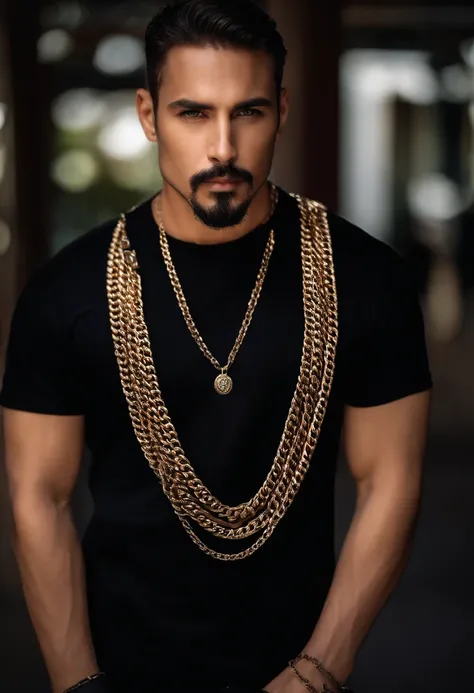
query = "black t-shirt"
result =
(0, 189, 432, 691)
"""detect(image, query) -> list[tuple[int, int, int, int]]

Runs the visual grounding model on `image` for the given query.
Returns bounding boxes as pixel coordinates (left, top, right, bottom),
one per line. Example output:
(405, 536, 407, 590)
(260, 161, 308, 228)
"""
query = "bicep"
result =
(3, 409, 84, 506)
(343, 391, 431, 489)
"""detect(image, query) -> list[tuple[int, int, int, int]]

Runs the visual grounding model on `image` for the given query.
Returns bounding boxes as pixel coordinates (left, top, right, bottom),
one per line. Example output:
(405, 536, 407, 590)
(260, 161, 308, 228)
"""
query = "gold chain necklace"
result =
(155, 186, 278, 395)
(106, 191, 338, 560)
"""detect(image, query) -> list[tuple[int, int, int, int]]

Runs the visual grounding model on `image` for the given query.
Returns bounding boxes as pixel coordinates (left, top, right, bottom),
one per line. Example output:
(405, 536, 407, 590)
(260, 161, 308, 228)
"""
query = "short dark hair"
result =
(145, 0, 287, 106)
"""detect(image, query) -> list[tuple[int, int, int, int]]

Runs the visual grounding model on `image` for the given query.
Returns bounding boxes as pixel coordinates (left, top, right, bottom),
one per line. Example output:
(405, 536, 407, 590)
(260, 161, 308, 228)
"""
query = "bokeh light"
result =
(395, 62, 439, 105)
(52, 89, 105, 132)
(408, 173, 466, 223)
(51, 149, 100, 192)
(38, 29, 74, 63)
(107, 154, 160, 193)
(41, 1, 88, 29)
(93, 35, 145, 76)
(0, 103, 6, 131)
(97, 106, 152, 160)
(0, 219, 12, 256)
(440, 64, 473, 103)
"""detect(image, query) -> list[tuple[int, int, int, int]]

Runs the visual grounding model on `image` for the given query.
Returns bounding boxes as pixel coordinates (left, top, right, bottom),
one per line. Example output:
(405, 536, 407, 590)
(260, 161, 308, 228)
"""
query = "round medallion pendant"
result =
(214, 373, 233, 395)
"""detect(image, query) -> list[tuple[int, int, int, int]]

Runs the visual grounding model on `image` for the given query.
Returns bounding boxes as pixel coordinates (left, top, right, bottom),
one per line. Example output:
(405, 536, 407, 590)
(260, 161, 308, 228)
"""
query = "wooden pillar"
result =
(0, 0, 51, 366)
(6, 0, 50, 294)
(266, 0, 342, 210)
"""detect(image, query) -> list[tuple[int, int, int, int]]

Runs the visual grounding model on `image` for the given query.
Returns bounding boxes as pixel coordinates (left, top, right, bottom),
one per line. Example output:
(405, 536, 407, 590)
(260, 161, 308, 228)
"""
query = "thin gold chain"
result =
(155, 186, 278, 378)
(106, 190, 338, 560)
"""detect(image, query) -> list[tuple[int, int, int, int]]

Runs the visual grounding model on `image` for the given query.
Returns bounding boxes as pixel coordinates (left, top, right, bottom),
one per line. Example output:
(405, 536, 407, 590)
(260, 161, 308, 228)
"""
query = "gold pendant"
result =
(214, 372, 233, 395)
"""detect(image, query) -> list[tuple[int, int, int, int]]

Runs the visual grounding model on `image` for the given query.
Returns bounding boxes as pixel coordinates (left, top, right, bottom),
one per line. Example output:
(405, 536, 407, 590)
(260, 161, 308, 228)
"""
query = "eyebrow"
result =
(168, 97, 273, 111)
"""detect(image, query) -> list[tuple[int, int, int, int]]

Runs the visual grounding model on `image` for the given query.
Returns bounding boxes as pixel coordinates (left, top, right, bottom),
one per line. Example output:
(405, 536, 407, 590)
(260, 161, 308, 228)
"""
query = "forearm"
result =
(305, 479, 421, 682)
(12, 497, 98, 693)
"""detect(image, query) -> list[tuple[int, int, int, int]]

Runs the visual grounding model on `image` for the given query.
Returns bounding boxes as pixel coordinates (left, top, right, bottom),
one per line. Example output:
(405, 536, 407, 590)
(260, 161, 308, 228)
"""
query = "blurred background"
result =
(1, 0, 473, 691)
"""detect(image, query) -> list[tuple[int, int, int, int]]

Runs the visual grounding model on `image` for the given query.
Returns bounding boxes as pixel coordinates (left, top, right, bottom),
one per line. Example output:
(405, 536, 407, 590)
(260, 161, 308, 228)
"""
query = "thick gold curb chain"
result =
(106, 192, 338, 560)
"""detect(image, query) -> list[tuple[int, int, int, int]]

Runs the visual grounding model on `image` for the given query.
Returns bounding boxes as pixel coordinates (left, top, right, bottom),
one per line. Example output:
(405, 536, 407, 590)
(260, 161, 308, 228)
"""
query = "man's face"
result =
(141, 45, 287, 229)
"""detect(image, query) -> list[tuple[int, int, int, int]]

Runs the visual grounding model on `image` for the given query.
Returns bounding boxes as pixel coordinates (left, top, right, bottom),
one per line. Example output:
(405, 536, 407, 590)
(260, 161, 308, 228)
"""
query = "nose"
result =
(207, 115, 237, 165)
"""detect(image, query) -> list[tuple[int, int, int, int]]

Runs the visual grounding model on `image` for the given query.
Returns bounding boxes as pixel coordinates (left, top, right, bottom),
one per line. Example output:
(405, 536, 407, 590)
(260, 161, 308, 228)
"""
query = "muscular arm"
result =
(303, 390, 431, 683)
(266, 390, 431, 693)
(3, 409, 99, 693)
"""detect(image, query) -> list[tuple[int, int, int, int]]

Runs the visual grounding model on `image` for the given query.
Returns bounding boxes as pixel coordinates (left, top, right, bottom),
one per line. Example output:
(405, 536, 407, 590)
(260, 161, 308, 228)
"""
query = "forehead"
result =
(159, 44, 275, 103)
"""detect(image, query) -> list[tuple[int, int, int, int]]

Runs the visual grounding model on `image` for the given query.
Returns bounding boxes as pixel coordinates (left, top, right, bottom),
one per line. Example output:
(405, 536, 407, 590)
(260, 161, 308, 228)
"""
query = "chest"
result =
(72, 236, 357, 482)
(74, 237, 363, 509)
(75, 237, 307, 411)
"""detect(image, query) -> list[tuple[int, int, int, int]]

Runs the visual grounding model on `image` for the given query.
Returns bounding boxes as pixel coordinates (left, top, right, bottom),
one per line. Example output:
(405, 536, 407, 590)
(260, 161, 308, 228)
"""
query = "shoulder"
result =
(327, 210, 402, 276)
(322, 210, 425, 352)
(34, 217, 118, 290)
(325, 209, 409, 297)
(284, 189, 408, 295)
(14, 216, 120, 325)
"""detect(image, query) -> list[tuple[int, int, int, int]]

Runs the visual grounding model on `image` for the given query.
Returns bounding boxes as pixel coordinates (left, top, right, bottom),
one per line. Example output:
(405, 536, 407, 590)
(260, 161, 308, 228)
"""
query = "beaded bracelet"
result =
(63, 673, 107, 692)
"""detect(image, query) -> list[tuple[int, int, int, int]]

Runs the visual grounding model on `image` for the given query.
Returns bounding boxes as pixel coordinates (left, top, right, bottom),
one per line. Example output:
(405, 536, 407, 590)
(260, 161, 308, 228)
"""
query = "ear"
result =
(136, 89, 157, 142)
(277, 87, 289, 139)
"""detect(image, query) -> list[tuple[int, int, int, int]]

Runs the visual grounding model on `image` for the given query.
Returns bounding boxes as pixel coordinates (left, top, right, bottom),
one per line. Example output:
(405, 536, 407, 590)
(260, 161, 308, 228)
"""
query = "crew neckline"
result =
(135, 186, 285, 255)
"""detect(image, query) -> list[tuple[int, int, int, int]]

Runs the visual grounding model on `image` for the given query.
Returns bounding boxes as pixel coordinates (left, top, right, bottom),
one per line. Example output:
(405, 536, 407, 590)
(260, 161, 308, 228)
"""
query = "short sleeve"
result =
(0, 281, 84, 415)
(340, 262, 433, 408)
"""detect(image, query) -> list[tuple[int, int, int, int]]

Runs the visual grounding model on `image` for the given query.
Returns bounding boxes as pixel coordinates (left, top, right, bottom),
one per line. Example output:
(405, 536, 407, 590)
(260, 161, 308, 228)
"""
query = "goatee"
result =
(190, 192, 252, 229)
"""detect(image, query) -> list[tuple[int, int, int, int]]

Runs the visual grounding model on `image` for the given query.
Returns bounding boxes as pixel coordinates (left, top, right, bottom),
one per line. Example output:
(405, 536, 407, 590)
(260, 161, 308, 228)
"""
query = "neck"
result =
(153, 182, 273, 245)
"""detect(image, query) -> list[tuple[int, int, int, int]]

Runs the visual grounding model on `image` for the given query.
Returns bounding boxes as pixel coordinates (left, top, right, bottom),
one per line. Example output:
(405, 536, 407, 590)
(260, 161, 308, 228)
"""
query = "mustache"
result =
(190, 164, 254, 191)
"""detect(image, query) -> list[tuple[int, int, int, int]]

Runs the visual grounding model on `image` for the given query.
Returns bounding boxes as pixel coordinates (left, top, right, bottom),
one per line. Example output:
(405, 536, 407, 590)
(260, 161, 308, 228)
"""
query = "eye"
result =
(178, 110, 205, 119)
(236, 108, 263, 118)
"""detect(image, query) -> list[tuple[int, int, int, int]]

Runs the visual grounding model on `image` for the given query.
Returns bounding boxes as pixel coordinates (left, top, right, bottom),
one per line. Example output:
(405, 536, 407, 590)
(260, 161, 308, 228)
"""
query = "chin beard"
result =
(190, 192, 253, 229)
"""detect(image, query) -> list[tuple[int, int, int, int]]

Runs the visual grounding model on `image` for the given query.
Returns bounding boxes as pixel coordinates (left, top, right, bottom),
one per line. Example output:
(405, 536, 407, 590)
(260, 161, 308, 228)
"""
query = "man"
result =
(1, 1, 432, 693)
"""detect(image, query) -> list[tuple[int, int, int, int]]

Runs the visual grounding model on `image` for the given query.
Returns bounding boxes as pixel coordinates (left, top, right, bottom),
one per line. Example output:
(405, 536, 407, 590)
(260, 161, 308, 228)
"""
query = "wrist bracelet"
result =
(289, 654, 354, 693)
(63, 673, 106, 692)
